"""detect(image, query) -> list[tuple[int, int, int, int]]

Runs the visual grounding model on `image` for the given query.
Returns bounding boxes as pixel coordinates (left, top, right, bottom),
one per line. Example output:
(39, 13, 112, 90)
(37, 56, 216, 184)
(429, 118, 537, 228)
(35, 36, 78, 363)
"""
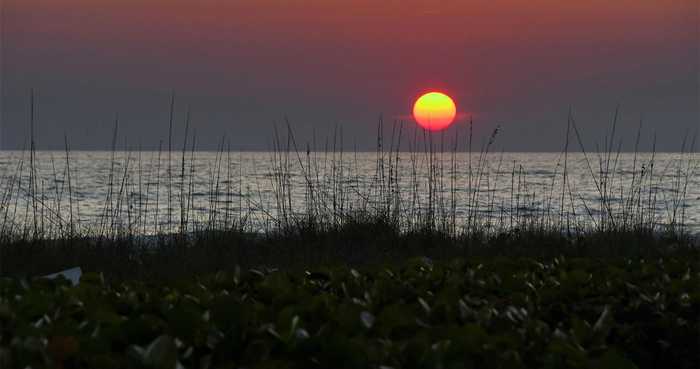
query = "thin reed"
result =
(0, 101, 698, 278)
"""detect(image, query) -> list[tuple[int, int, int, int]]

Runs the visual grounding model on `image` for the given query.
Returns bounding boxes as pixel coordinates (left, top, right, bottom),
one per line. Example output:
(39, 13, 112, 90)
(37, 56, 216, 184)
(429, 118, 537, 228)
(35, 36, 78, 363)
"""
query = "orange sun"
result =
(412, 92, 457, 131)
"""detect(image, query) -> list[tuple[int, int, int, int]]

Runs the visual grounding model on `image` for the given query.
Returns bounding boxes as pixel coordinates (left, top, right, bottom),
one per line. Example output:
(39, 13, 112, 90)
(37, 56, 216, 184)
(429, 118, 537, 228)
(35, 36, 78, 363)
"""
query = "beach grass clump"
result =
(1, 214, 696, 281)
(1, 110, 697, 279)
(1, 105, 697, 246)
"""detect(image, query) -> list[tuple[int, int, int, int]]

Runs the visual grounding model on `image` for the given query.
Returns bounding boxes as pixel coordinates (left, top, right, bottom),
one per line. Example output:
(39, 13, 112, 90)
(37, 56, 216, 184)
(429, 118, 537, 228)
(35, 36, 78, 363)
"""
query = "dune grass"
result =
(0, 102, 698, 280)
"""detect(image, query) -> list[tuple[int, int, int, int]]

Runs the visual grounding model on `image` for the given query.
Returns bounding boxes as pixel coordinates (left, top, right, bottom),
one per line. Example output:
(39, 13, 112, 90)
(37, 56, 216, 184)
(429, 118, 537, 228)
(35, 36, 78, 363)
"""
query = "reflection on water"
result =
(0, 151, 697, 236)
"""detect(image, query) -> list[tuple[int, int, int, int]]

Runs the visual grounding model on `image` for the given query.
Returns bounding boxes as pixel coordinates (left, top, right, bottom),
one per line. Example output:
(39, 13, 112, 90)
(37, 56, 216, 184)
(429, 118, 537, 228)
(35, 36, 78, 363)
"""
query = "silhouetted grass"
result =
(0, 98, 697, 280)
(2, 218, 697, 281)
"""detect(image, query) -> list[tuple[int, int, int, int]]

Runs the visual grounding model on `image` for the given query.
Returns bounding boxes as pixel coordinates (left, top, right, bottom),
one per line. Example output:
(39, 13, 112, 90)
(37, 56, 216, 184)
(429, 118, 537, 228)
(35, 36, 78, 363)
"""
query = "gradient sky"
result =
(1, 0, 698, 151)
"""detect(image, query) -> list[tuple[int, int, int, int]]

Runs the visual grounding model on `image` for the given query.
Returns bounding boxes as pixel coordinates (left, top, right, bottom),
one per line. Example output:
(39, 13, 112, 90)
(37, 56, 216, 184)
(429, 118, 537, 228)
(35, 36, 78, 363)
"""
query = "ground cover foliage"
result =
(2, 255, 698, 369)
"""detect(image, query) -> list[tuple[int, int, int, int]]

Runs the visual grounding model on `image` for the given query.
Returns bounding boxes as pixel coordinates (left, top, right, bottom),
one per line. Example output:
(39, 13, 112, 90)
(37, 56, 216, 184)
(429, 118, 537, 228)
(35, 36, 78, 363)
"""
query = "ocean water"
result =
(0, 151, 697, 236)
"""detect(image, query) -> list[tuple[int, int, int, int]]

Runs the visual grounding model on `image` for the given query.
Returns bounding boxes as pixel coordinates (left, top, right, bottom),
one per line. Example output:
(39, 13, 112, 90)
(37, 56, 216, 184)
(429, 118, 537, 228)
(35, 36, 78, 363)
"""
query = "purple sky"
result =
(1, 0, 698, 151)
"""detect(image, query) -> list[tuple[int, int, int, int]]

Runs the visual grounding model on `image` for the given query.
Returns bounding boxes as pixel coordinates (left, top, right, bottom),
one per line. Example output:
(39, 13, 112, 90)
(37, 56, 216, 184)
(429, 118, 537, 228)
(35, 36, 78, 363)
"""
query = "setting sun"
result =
(412, 92, 457, 131)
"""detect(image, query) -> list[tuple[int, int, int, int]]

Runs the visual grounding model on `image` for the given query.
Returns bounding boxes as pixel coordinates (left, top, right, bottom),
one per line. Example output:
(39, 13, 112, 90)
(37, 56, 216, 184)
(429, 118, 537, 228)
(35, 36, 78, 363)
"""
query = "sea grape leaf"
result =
(360, 311, 375, 329)
(593, 305, 614, 343)
(596, 349, 639, 369)
(144, 335, 178, 369)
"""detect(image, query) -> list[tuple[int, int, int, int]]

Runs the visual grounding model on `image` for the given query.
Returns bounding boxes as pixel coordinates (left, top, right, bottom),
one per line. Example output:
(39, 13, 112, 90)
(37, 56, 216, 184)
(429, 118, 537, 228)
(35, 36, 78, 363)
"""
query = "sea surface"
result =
(0, 151, 698, 236)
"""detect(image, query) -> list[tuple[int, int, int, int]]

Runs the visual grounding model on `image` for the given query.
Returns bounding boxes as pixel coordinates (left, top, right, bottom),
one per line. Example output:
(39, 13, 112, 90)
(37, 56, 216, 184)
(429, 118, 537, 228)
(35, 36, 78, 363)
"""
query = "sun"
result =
(412, 92, 457, 131)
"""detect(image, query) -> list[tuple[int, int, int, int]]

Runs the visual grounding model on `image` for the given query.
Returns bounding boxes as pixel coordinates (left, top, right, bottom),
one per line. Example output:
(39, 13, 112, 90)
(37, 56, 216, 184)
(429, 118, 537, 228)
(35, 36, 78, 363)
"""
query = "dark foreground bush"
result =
(1, 256, 698, 369)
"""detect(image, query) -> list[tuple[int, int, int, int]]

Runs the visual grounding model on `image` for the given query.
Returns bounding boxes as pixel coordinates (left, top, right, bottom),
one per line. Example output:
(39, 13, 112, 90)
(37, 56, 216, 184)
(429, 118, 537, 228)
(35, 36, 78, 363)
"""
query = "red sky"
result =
(2, 0, 698, 150)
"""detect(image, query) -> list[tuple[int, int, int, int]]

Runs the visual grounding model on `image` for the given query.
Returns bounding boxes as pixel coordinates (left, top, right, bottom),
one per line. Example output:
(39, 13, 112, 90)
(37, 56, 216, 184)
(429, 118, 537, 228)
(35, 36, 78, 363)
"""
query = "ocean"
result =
(0, 151, 697, 236)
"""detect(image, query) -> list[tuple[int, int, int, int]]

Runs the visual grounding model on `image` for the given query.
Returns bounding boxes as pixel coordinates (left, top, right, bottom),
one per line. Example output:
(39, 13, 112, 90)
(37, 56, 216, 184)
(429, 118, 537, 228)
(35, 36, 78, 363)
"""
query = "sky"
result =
(1, 0, 698, 151)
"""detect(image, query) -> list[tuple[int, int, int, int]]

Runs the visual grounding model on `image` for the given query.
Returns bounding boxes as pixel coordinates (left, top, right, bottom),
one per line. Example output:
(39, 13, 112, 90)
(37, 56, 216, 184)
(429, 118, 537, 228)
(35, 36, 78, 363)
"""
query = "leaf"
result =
(593, 305, 612, 333)
(570, 318, 591, 344)
(286, 315, 303, 341)
(360, 311, 375, 329)
(144, 335, 177, 369)
(458, 299, 476, 321)
(294, 328, 310, 340)
(417, 297, 431, 315)
(249, 269, 265, 278)
(126, 345, 146, 363)
(306, 271, 330, 282)
(592, 305, 615, 346)
(597, 350, 639, 369)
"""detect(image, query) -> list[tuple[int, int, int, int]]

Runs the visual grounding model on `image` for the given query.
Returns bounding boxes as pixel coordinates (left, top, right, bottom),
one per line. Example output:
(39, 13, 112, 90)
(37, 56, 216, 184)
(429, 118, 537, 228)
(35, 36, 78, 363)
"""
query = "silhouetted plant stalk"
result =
(0, 101, 697, 252)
